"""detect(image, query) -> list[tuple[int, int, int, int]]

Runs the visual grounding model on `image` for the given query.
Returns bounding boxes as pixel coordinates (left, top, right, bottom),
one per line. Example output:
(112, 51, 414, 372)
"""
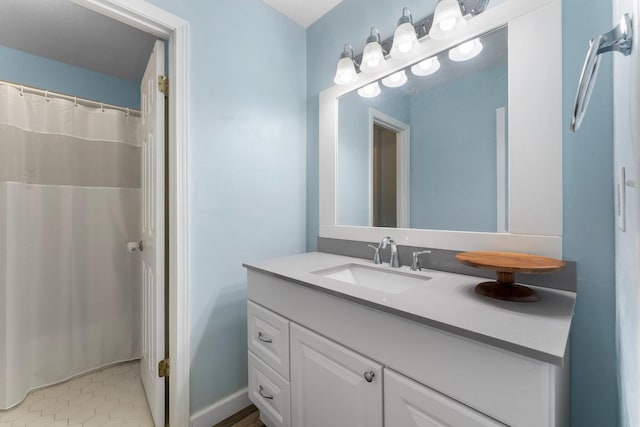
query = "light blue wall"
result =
(562, 0, 618, 426)
(0, 44, 140, 109)
(410, 64, 507, 231)
(337, 89, 410, 225)
(144, 0, 307, 413)
(337, 93, 373, 226)
(308, 1, 618, 426)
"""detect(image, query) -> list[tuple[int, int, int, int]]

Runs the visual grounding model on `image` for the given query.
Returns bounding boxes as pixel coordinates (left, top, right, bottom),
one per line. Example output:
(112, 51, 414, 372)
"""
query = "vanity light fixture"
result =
(449, 37, 483, 61)
(334, 44, 359, 86)
(381, 70, 408, 88)
(411, 56, 441, 76)
(390, 8, 420, 59)
(357, 81, 382, 98)
(333, 1, 490, 85)
(430, 0, 466, 40)
(360, 27, 387, 73)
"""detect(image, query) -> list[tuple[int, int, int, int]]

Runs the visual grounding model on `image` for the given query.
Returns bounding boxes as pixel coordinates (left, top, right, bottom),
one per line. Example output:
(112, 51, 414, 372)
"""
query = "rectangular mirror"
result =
(337, 26, 508, 233)
(319, 0, 562, 257)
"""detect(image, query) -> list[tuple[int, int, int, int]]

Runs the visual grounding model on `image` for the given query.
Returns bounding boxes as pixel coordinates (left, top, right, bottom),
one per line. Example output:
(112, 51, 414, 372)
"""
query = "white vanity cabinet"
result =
(248, 298, 505, 427)
(245, 256, 572, 427)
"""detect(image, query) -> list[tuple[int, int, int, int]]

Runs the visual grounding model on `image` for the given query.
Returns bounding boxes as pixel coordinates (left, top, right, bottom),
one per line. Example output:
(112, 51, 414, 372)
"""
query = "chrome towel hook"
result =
(571, 13, 633, 132)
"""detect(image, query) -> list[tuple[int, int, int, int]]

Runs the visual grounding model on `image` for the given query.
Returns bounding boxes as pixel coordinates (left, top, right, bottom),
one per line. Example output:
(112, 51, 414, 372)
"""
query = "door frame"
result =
(368, 109, 410, 229)
(70, 1, 190, 426)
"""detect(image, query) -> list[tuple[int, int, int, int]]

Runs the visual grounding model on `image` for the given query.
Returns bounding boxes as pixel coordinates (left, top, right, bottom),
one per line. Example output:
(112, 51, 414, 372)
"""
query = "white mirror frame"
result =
(319, 0, 563, 258)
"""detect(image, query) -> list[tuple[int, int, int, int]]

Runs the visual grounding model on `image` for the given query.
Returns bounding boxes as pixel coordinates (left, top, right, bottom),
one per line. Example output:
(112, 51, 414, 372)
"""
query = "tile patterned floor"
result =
(0, 360, 154, 427)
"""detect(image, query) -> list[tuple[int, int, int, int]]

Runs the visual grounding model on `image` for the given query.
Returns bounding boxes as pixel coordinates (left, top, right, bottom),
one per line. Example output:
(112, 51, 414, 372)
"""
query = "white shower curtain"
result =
(0, 84, 141, 409)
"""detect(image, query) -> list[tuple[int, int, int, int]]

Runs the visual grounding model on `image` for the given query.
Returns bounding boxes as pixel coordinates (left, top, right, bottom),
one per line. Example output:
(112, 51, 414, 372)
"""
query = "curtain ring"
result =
(100, 102, 104, 112)
(126, 108, 130, 117)
(45, 90, 50, 102)
(19, 85, 24, 97)
(74, 97, 78, 107)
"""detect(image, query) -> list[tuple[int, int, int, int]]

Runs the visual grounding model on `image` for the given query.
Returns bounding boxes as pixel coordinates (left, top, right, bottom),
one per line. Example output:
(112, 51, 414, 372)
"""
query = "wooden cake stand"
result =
(455, 251, 565, 302)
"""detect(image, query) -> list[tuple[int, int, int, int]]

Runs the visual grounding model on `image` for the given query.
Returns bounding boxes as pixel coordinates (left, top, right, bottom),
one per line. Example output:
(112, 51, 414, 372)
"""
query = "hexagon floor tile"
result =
(0, 361, 154, 427)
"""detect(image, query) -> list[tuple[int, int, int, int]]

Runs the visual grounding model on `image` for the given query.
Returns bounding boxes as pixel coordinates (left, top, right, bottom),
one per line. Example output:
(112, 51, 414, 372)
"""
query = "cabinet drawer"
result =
(248, 301, 290, 379)
(385, 369, 506, 427)
(248, 351, 291, 427)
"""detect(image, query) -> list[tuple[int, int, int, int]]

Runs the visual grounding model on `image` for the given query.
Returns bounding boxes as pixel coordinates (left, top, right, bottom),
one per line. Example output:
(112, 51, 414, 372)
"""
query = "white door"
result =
(290, 324, 383, 427)
(140, 39, 166, 427)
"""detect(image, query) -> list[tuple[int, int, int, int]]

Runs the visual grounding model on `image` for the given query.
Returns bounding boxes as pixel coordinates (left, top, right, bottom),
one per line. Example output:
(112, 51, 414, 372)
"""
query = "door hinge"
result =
(158, 75, 168, 96)
(158, 358, 170, 378)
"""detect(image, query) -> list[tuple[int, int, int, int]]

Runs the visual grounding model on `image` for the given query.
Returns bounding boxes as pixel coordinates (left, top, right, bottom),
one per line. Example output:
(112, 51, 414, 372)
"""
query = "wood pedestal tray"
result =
(455, 251, 565, 302)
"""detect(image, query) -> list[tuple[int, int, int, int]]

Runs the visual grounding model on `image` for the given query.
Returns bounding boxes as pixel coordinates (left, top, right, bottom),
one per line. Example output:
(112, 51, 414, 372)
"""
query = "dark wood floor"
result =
(213, 404, 265, 427)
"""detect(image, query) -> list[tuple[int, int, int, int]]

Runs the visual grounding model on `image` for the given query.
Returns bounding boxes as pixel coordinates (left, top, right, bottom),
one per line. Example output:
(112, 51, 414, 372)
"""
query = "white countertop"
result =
(244, 251, 576, 366)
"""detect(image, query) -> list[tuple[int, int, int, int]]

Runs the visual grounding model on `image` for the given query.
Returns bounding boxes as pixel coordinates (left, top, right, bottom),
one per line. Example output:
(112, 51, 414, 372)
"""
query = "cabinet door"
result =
(385, 369, 507, 427)
(290, 324, 383, 427)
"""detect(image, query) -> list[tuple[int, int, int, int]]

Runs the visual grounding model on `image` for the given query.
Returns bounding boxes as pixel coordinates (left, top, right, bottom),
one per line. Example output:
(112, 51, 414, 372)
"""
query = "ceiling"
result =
(0, 0, 156, 82)
(261, 0, 343, 28)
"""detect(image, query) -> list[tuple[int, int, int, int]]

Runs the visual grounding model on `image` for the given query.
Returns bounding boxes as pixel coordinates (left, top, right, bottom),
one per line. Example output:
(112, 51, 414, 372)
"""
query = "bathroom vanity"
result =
(243, 252, 574, 427)
(249, 0, 573, 424)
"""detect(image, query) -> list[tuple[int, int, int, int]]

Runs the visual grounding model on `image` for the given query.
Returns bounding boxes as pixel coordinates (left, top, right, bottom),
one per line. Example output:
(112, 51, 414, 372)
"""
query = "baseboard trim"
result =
(190, 388, 250, 427)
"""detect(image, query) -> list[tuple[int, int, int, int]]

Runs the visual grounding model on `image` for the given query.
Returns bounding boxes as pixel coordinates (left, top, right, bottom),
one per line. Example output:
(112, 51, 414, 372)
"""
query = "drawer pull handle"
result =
(258, 332, 273, 343)
(364, 371, 375, 383)
(258, 385, 274, 400)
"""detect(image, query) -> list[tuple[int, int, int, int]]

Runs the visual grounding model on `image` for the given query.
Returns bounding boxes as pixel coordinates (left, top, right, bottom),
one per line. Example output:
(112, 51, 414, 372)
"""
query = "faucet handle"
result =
(411, 250, 432, 271)
(368, 245, 382, 265)
(379, 236, 393, 249)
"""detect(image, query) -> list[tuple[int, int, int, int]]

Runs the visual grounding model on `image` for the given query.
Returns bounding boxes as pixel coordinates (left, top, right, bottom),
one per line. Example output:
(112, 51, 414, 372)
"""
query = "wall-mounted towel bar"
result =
(571, 14, 633, 132)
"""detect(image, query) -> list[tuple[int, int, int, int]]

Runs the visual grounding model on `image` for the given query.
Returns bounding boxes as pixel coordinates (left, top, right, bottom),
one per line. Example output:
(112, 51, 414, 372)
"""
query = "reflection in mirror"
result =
(338, 26, 508, 233)
(373, 124, 397, 227)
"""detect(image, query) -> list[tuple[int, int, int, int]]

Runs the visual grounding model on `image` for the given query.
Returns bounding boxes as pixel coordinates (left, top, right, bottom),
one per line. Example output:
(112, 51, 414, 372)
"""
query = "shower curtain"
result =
(0, 83, 142, 409)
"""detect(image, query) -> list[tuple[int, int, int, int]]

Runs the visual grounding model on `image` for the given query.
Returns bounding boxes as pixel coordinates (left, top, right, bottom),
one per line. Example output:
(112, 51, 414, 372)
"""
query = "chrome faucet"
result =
(367, 244, 382, 264)
(378, 236, 401, 268)
(411, 250, 432, 271)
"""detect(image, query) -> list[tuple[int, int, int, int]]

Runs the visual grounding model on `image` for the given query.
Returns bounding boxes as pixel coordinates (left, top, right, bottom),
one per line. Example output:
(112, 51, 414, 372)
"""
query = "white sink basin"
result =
(312, 263, 431, 294)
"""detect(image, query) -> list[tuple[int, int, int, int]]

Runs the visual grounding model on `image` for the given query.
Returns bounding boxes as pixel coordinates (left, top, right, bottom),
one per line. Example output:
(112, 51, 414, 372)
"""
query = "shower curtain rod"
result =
(0, 79, 142, 117)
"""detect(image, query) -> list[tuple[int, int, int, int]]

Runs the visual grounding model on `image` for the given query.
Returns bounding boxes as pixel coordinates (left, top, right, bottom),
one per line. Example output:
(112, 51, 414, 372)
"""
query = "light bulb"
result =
(366, 55, 380, 68)
(333, 56, 358, 85)
(438, 17, 457, 32)
(361, 41, 387, 73)
(381, 70, 408, 88)
(411, 57, 440, 76)
(394, 23, 418, 54)
(357, 81, 381, 98)
(421, 58, 434, 68)
(430, 0, 466, 40)
(458, 40, 475, 54)
(399, 42, 413, 53)
(449, 38, 483, 61)
(390, 9, 419, 59)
